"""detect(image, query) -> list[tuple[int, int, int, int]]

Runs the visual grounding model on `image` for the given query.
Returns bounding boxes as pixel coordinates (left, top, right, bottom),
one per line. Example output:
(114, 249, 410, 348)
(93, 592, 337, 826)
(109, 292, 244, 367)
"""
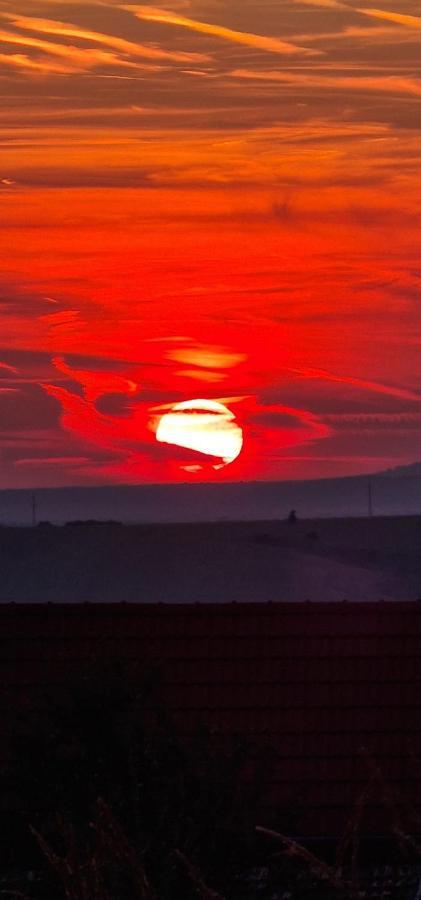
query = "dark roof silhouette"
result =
(1, 601, 421, 836)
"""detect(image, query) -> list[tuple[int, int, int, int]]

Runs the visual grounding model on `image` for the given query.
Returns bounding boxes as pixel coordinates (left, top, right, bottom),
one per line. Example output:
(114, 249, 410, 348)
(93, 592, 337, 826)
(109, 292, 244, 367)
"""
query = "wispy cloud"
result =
(230, 68, 421, 98)
(5, 13, 210, 64)
(124, 5, 320, 56)
(293, 0, 421, 35)
(52, 355, 138, 402)
(0, 50, 78, 75)
(0, 28, 146, 74)
(291, 367, 421, 403)
(356, 7, 421, 29)
(292, 23, 421, 44)
(324, 411, 421, 427)
(167, 345, 246, 369)
(291, 0, 345, 6)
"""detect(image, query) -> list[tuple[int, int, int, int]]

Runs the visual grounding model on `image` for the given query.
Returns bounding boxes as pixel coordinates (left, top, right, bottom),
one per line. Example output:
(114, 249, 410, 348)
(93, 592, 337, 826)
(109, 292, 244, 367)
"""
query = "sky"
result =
(1, 0, 421, 487)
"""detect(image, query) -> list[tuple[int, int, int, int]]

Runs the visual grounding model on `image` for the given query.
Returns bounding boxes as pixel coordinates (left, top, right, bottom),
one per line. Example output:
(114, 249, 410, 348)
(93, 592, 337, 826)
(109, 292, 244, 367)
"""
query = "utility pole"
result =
(368, 481, 373, 518)
(31, 492, 37, 527)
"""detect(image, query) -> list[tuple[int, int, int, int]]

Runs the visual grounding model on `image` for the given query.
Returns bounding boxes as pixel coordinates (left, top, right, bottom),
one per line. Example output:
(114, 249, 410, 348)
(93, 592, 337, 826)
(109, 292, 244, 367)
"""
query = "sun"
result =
(155, 399, 243, 468)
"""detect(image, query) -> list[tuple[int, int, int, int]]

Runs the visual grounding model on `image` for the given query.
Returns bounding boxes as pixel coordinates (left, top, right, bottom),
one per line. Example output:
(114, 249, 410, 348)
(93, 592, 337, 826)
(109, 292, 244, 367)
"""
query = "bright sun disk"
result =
(155, 398, 243, 467)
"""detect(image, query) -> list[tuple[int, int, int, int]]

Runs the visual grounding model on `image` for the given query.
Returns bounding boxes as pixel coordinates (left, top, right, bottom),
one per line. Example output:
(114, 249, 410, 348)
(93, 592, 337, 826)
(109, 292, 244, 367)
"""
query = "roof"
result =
(1, 601, 421, 837)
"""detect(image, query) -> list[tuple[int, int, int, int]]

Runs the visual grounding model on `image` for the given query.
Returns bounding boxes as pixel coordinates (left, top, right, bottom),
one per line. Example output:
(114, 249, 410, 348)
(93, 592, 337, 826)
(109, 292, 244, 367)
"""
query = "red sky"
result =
(1, 0, 421, 487)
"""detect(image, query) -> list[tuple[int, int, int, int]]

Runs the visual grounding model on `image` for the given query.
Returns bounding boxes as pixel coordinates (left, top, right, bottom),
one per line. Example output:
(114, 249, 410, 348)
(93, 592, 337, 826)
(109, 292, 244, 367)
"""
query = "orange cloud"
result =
(0, 28, 142, 73)
(125, 5, 320, 56)
(6, 13, 210, 64)
(167, 347, 246, 369)
(176, 370, 226, 383)
(356, 7, 421, 28)
(230, 68, 421, 98)
(293, 24, 420, 43)
(291, 0, 345, 6)
(0, 51, 78, 75)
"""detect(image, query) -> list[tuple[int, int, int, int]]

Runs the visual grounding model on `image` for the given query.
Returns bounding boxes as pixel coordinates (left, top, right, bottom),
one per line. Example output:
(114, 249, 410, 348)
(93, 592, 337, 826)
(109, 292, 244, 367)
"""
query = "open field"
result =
(1, 515, 420, 603)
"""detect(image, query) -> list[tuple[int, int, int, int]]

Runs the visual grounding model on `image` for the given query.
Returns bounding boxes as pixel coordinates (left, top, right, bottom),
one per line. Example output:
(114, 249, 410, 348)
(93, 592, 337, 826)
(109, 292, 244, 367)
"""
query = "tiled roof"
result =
(1, 601, 421, 837)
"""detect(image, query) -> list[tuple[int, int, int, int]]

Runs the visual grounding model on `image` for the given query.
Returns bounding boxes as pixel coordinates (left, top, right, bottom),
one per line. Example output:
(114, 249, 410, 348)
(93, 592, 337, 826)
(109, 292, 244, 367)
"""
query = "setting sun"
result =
(155, 399, 243, 468)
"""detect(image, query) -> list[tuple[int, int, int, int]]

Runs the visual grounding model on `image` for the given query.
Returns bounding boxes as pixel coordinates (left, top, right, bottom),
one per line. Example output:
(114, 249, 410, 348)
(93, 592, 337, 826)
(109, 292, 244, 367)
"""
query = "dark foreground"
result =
(1, 601, 421, 898)
(1, 514, 421, 602)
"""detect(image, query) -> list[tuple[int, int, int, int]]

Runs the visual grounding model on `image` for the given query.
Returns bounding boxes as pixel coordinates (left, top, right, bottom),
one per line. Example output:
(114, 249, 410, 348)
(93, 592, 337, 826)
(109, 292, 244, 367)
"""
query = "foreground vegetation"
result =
(2, 660, 421, 899)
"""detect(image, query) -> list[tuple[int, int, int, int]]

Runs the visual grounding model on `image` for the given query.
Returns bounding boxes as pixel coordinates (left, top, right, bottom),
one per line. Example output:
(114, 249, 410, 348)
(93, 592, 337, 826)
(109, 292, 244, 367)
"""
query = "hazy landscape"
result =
(1, 464, 421, 527)
(1, 513, 420, 603)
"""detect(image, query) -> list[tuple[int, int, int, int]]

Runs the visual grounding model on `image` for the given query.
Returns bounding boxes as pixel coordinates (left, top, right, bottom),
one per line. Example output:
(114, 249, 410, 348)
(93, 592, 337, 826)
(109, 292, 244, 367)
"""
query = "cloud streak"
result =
(291, 368, 421, 404)
(0, 28, 146, 74)
(356, 7, 421, 29)
(230, 68, 421, 98)
(5, 13, 209, 64)
(124, 5, 320, 56)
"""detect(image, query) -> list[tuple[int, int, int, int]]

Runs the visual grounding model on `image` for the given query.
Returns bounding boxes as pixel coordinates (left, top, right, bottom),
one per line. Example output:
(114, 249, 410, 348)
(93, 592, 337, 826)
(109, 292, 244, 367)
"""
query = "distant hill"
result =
(380, 462, 421, 478)
(1, 466, 421, 524)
